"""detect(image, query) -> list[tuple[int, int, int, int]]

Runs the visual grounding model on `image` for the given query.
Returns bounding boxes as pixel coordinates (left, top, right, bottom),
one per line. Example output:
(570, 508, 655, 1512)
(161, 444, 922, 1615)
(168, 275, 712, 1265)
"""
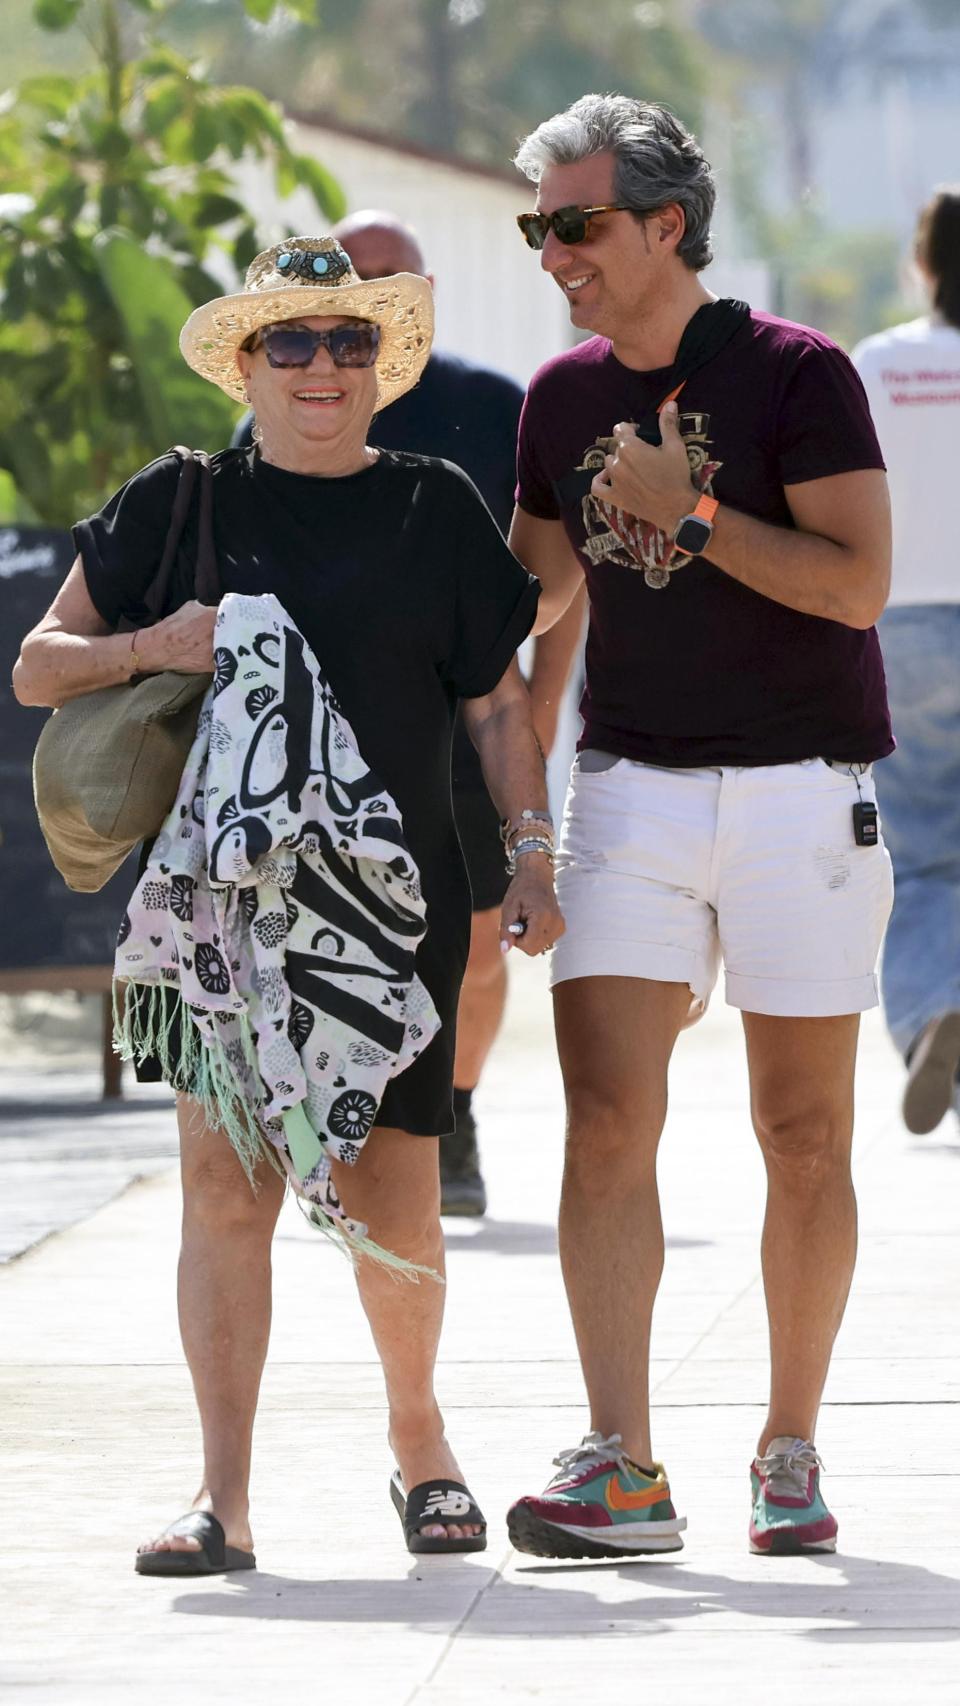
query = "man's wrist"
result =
(659, 487, 699, 536)
(672, 482, 701, 520)
(670, 493, 719, 558)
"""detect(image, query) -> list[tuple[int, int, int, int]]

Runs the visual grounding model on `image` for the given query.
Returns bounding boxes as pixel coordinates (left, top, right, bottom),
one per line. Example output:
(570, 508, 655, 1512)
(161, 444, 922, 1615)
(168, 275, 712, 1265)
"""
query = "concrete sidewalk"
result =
(2, 956, 959, 1704)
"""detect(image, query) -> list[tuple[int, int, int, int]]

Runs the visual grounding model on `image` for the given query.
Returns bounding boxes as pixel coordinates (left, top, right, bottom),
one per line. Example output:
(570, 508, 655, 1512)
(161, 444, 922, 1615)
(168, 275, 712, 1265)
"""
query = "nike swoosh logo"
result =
(605, 1476, 667, 1514)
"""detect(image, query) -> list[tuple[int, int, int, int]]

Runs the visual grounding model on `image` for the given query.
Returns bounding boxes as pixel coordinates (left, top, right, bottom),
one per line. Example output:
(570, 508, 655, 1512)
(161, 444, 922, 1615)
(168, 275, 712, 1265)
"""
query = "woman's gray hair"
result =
(513, 94, 715, 272)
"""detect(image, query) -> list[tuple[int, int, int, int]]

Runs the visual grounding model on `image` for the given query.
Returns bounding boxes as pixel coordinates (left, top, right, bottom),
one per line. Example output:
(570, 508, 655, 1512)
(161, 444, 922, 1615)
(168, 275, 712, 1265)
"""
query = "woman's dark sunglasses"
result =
(516, 204, 641, 251)
(247, 321, 381, 369)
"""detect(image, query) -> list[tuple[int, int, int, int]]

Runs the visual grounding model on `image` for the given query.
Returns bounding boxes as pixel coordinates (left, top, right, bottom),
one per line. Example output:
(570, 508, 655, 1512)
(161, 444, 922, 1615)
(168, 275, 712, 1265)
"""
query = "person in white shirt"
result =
(853, 187, 960, 1136)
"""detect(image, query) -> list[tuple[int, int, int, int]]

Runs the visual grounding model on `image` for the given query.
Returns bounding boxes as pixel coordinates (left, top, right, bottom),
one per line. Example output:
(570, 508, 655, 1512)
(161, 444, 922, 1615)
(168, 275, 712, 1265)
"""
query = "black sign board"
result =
(0, 528, 133, 971)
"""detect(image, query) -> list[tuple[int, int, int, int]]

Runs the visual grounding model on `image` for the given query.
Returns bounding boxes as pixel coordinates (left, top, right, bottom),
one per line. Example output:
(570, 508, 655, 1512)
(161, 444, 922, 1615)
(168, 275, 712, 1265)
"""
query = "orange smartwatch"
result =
(671, 493, 718, 558)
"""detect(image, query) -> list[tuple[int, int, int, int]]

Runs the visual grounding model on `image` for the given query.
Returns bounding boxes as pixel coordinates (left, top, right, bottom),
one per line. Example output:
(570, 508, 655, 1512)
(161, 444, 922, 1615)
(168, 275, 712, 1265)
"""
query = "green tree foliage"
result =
(701, 0, 835, 205)
(161, 0, 706, 166)
(449, 0, 706, 163)
(705, 0, 944, 346)
(0, 0, 343, 526)
(755, 209, 904, 350)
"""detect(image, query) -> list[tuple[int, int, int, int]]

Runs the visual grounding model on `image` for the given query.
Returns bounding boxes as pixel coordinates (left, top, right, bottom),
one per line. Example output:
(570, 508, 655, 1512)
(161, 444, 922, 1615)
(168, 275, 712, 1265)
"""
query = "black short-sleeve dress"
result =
(74, 446, 539, 1136)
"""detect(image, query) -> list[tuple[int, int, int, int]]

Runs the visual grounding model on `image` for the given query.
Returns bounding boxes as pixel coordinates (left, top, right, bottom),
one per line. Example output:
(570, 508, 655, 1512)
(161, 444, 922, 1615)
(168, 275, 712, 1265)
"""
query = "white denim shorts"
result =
(550, 754, 895, 1018)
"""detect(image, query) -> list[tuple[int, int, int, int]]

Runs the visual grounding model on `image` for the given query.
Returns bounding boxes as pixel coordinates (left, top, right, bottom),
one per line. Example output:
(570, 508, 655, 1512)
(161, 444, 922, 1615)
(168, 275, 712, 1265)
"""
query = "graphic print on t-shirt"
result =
(580, 410, 722, 589)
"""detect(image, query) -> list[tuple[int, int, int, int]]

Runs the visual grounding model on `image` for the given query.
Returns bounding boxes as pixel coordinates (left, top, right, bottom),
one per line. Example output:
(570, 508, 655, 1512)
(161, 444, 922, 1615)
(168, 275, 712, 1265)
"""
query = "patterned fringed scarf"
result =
(114, 592, 441, 1272)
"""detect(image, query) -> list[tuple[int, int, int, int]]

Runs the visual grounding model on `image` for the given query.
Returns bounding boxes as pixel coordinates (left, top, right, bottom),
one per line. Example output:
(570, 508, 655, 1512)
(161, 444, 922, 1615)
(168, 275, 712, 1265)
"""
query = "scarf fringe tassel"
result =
(113, 981, 440, 1283)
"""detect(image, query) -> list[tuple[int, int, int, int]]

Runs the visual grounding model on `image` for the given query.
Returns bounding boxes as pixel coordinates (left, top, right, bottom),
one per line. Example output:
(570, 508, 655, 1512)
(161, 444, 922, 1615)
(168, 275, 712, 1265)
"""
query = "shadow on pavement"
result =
(170, 1550, 960, 1640)
(436, 1221, 712, 1257)
(511, 1552, 960, 1642)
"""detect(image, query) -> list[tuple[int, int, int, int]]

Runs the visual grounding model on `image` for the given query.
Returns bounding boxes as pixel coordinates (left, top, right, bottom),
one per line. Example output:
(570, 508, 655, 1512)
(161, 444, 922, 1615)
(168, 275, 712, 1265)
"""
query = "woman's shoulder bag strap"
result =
(191, 451, 220, 606)
(140, 447, 220, 621)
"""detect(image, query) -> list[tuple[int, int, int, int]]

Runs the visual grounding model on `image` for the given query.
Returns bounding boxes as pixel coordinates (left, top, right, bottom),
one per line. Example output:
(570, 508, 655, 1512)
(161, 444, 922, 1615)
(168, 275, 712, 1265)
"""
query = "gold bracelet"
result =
(129, 631, 141, 675)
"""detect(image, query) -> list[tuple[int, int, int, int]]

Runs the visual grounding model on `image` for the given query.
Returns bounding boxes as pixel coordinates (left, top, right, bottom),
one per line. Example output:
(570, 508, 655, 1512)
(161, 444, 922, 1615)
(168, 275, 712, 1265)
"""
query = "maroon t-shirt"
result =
(517, 310, 893, 766)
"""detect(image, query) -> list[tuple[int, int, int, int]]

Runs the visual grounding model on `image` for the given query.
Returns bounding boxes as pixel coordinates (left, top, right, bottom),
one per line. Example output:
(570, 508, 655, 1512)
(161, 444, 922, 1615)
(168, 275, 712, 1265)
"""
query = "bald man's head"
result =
(332, 210, 428, 282)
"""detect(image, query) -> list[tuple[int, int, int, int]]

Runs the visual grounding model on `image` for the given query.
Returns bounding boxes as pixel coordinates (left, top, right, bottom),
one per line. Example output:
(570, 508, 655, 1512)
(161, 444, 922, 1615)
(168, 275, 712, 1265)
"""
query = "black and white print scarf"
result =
(115, 592, 440, 1267)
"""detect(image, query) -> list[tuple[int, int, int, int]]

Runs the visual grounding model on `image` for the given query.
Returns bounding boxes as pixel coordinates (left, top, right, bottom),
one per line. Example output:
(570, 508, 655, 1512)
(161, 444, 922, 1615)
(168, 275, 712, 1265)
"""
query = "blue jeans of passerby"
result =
(874, 605, 960, 1062)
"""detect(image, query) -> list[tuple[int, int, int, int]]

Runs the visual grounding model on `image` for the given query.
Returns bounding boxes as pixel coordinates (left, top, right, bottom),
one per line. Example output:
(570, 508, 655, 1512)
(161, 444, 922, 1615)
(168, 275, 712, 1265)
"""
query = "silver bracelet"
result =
(506, 836, 555, 875)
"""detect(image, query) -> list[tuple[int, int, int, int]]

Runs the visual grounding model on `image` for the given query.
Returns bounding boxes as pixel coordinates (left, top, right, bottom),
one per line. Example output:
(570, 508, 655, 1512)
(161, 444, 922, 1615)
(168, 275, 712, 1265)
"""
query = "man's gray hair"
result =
(513, 94, 715, 272)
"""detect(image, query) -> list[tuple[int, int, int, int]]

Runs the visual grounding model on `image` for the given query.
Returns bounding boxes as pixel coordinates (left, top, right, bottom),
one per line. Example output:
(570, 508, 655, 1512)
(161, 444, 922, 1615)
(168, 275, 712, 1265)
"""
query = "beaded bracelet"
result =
(507, 816, 554, 843)
(506, 835, 556, 876)
(502, 808, 555, 847)
(504, 819, 555, 854)
(507, 839, 556, 872)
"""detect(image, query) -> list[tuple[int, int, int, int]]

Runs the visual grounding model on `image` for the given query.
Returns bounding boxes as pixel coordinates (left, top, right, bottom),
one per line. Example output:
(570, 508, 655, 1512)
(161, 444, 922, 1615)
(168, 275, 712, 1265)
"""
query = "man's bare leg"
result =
(331, 1126, 481, 1541)
(137, 1095, 286, 1559)
(554, 976, 693, 1468)
(743, 1012, 860, 1452)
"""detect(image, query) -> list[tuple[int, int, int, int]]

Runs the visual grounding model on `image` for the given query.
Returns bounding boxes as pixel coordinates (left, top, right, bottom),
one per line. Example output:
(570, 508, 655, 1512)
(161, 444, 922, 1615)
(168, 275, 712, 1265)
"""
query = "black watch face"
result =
(674, 515, 712, 555)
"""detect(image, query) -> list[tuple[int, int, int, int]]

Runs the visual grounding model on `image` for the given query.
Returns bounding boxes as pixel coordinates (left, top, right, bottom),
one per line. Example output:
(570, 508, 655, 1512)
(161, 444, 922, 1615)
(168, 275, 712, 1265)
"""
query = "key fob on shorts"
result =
(853, 800, 878, 847)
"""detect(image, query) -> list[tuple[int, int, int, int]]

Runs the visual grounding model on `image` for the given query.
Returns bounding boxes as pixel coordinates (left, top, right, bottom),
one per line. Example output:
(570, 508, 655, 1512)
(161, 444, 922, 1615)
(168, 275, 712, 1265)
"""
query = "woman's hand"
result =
(500, 852, 565, 958)
(138, 601, 218, 674)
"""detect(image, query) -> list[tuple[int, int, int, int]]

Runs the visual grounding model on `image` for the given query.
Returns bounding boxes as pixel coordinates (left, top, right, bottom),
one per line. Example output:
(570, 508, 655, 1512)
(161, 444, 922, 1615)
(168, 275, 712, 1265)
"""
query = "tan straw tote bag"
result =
(33, 448, 219, 893)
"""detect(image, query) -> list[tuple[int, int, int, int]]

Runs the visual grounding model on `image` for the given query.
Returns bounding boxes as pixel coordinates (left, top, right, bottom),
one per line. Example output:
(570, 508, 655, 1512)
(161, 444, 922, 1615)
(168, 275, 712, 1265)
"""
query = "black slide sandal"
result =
(134, 1511, 256, 1576)
(389, 1470, 487, 1554)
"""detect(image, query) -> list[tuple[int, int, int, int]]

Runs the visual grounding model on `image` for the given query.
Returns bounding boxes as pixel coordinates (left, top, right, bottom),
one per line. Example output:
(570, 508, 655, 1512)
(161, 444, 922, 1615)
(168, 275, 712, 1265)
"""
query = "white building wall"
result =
(816, 72, 960, 241)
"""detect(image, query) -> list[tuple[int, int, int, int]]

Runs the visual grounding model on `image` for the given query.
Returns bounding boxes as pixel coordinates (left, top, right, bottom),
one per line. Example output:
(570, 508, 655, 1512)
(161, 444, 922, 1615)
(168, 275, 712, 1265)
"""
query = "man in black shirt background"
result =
(235, 210, 583, 1215)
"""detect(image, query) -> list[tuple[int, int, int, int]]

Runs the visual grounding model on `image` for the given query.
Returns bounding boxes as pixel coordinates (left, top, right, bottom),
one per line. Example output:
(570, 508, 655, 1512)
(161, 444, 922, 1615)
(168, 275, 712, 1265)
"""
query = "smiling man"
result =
(504, 95, 895, 1560)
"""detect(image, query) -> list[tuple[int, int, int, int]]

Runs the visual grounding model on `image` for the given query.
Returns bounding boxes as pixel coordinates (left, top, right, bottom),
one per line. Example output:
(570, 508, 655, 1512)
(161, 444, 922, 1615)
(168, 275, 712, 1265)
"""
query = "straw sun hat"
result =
(180, 235, 434, 409)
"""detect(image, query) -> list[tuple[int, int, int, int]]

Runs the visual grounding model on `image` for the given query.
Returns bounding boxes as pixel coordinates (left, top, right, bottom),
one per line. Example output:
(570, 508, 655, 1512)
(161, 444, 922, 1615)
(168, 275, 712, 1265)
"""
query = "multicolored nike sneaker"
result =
(507, 1432, 687, 1559)
(749, 1436, 838, 1555)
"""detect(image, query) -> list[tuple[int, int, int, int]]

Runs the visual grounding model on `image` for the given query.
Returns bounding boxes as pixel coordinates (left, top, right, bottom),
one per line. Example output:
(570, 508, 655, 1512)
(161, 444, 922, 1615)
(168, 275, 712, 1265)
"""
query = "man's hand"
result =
(590, 400, 697, 530)
(500, 853, 565, 958)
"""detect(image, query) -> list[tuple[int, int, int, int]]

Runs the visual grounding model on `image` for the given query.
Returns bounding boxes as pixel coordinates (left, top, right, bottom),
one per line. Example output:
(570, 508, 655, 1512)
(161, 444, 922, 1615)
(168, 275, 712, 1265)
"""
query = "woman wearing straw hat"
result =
(15, 236, 562, 1571)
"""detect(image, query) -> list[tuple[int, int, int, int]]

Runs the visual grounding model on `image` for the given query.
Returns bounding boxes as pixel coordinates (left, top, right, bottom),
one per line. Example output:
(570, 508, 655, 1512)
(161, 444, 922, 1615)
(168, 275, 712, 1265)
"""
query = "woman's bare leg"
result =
(331, 1126, 481, 1541)
(137, 1095, 285, 1559)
